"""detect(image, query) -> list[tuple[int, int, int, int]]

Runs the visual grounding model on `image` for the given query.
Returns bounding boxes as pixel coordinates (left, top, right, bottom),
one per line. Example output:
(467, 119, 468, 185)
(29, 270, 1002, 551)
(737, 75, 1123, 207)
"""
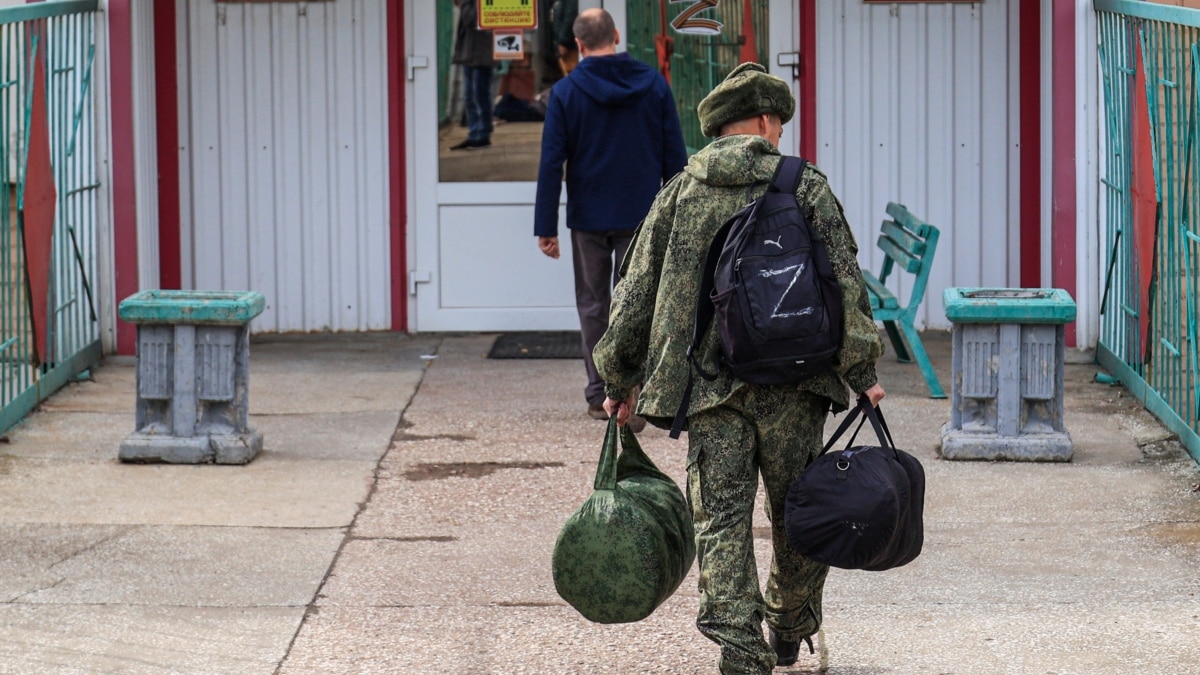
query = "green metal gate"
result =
(625, 0, 768, 153)
(1096, 0, 1200, 463)
(0, 0, 101, 435)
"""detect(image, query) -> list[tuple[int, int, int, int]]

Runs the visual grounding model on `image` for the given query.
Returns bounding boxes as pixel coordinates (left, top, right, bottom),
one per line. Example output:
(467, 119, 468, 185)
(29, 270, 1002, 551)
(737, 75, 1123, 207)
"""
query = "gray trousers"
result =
(570, 229, 635, 407)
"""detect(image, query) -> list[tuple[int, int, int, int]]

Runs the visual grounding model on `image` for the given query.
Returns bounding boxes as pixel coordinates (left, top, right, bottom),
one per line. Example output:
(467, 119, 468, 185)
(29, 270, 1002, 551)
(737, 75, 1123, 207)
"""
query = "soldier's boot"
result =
(769, 629, 814, 668)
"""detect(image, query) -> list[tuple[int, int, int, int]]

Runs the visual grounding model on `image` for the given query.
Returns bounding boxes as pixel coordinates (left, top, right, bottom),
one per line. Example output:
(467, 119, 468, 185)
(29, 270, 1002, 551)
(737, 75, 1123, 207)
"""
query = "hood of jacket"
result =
(684, 134, 782, 187)
(568, 53, 659, 106)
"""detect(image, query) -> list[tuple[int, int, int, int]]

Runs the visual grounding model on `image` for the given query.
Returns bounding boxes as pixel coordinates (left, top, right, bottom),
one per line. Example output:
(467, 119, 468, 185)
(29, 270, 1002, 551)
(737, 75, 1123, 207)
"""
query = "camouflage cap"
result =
(697, 62, 795, 138)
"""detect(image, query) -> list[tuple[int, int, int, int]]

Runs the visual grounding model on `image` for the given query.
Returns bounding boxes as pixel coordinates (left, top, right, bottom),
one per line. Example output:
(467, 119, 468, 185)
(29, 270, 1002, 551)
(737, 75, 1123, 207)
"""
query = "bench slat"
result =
(876, 236, 923, 274)
(880, 220, 926, 256)
(885, 201, 933, 238)
(861, 271, 900, 310)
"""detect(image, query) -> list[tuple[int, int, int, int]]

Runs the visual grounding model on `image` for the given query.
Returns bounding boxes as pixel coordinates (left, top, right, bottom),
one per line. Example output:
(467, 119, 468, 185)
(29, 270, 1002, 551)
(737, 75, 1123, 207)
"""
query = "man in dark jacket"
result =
(534, 7, 687, 424)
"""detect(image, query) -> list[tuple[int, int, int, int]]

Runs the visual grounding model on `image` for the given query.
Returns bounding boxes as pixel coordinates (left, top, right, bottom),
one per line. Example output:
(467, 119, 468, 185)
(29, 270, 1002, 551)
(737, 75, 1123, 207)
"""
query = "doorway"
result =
(409, 0, 800, 331)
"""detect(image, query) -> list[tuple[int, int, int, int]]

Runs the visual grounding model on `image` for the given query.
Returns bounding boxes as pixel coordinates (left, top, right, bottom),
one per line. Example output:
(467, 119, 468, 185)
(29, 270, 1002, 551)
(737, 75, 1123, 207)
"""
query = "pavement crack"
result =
(7, 529, 131, 601)
(492, 601, 563, 608)
(44, 529, 128, 573)
(402, 460, 565, 481)
(8, 576, 66, 603)
(350, 535, 457, 543)
(275, 336, 444, 675)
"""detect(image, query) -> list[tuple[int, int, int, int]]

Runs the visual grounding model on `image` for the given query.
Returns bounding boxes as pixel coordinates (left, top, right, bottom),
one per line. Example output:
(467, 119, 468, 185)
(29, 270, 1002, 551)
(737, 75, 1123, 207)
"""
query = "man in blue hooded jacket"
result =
(534, 7, 687, 424)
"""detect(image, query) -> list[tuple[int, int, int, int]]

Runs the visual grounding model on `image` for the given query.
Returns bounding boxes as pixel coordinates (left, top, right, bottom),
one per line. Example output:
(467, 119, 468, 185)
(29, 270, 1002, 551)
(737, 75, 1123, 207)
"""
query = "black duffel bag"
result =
(783, 397, 924, 571)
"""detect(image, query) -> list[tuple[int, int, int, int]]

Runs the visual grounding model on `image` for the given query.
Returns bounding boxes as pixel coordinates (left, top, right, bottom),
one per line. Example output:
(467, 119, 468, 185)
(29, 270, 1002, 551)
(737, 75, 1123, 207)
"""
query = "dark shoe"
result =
(770, 629, 814, 667)
(587, 405, 609, 421)
(466, 138, 491, 149)
(627, 414, 647, 433)
(449, 139, 473, 150)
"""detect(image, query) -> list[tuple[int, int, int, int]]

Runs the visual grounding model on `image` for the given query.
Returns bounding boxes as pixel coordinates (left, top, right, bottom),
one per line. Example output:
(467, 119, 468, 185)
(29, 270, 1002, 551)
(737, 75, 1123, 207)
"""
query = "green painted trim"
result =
(1095, 0, 1200, 27)
(943, 287, 1078, 324)
(0, 0, 98, 25)
(67, 44, 97, 158)
(0, 388, 41, 438)
(0, 340, 103, 436)
(119, 290, 266, 325)
(1097, 344, 1200, 465)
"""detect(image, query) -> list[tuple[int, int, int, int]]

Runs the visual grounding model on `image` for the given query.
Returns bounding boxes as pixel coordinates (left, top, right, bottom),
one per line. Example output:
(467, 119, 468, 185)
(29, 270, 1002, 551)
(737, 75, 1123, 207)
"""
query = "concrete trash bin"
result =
(940, 288, 1077, 461)
(117, 290, 265, 464)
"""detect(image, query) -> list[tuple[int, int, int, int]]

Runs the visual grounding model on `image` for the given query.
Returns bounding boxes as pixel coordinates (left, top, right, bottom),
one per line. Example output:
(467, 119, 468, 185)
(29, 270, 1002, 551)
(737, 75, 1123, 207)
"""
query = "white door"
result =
(768, 0, 801, 154)
(409, 0, 798, 332)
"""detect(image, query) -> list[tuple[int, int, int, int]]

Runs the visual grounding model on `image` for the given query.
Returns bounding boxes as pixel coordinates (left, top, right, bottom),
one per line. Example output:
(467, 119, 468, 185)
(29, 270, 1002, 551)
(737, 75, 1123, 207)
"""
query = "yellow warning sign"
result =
(477, 0, 538, 31)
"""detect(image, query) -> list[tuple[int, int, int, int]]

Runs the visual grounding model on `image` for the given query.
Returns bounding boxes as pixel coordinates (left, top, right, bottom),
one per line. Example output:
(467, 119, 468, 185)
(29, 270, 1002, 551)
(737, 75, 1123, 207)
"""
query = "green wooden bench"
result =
(862, 202, 946, 399)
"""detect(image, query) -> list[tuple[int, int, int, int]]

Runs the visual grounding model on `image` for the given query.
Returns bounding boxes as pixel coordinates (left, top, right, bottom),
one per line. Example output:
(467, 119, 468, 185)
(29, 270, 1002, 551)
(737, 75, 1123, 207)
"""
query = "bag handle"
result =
(862, 398, 896, 449)
(595, 417, 621, 491)
(820, 394, 896, 457)
(595, 417, 657, 489)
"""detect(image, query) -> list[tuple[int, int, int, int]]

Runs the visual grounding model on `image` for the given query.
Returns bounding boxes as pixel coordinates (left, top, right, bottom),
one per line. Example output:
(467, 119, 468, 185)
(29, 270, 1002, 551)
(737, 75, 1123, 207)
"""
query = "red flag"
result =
(656, 0, 673, 85)
(740, 0, 757, 64)
(1129, 36, 1157, 364)
(21, 43, 58, 366)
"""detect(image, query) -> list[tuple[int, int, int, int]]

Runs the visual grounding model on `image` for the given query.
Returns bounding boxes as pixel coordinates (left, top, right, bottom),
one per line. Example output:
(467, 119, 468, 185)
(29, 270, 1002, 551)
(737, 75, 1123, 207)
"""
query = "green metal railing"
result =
(0, 0, 101, 435)
(1096, 0, 1200, 463)
(625, 0, 767, 153)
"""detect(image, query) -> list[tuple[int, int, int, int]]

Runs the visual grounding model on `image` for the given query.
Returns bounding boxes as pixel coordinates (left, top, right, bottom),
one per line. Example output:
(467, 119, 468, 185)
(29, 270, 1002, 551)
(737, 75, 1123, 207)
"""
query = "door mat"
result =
(488, 331, 582, 359)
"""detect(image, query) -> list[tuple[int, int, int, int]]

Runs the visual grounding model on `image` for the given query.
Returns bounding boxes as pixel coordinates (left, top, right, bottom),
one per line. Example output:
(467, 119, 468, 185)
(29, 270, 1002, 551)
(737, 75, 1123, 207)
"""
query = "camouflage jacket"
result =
(593, 134, 884, 424)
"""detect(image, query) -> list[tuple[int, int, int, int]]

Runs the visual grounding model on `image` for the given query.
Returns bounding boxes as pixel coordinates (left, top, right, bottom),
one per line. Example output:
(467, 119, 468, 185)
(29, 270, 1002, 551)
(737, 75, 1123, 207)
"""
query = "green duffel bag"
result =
(552, 417, 696, 623)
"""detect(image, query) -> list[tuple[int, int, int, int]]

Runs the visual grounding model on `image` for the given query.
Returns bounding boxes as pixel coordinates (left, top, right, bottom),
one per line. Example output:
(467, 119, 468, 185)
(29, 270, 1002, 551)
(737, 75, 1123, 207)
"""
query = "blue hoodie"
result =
(534, 53, 688, 237)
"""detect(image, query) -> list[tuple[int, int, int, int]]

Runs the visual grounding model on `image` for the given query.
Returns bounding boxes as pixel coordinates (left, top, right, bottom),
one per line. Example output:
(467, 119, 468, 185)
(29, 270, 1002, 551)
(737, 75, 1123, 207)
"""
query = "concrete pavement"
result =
(1, 330, 1199, 674)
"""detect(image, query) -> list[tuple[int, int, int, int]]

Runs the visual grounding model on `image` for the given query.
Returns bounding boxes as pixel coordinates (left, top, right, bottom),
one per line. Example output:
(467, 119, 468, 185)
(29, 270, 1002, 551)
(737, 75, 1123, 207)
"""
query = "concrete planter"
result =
(118, 290, 265, 464)
(940, 288, 1077, 461)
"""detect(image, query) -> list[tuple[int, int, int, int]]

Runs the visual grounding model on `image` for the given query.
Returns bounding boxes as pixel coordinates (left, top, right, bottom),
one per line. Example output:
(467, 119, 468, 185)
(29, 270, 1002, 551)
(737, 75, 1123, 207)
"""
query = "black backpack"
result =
(670, 156, 843, 438)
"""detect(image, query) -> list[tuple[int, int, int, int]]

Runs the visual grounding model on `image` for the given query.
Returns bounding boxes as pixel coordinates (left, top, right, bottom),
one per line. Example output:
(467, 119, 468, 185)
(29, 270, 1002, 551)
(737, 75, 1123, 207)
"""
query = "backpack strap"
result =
(772, 155, 807, 196)
(669, 156, 808, 440)
(669, 215, 732, 439)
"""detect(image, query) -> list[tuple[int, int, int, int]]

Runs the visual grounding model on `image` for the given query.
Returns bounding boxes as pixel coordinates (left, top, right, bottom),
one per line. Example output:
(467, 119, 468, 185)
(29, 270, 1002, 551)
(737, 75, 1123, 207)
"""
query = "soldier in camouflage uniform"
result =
(593, 63, 886, 674)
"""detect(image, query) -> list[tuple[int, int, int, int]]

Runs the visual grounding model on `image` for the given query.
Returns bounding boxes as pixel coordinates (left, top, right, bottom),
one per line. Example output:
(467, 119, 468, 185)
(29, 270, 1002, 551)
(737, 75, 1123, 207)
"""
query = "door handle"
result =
(777, 51, 801, 81)
(408, 55, 429, 81)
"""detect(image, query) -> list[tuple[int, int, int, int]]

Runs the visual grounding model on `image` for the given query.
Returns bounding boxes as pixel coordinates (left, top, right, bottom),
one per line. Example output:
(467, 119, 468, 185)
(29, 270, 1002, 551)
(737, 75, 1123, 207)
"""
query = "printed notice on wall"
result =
(478, 0, 538, 31)
(493, 31, 525, 60)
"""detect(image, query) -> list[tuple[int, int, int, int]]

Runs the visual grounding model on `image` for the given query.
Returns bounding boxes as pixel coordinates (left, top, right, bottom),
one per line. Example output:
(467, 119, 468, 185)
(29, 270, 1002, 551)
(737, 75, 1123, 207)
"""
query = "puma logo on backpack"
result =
(670, 156, 844, 438)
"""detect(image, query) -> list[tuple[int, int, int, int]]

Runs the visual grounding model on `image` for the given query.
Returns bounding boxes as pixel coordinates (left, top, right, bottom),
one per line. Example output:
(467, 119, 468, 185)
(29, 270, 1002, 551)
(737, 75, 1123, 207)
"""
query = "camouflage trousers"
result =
(687, 386, 831, 675)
